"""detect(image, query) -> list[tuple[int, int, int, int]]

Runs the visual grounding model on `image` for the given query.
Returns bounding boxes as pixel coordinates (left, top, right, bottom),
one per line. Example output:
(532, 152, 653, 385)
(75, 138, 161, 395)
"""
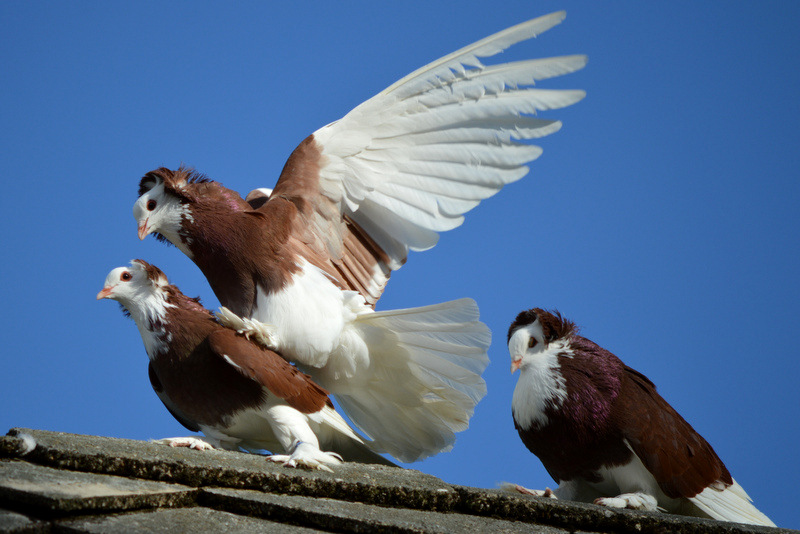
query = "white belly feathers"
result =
(253, 258, 372, 383)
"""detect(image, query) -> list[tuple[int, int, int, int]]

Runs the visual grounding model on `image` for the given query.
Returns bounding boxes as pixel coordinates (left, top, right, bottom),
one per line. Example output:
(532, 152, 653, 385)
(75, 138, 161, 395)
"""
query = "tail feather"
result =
(333, 298, 490, 462)
(689, 479, 775, 527)
(330, 435, 398, 467)
(338, 391, 453, 457)
(313, 406, 396, 467)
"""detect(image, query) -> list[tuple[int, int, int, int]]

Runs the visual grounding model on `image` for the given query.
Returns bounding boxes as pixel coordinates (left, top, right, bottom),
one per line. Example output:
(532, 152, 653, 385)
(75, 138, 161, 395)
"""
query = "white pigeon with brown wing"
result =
(133, 12, 584, 462)
(97, 259, 394, 470)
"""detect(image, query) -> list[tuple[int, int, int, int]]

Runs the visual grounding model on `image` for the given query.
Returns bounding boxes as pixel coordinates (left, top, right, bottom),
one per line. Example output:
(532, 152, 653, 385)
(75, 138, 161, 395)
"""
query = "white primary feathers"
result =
(145, 11, 585, 464)
(314, 11, 586, 267)
(258, 11, 581, 461)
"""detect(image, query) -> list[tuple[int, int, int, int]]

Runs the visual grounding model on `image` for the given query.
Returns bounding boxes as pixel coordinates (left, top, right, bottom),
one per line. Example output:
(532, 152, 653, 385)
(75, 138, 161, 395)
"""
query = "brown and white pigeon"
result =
(133, 12, 584, 462)
(97, 259, 394, 470)
(507, 308, 775, 526)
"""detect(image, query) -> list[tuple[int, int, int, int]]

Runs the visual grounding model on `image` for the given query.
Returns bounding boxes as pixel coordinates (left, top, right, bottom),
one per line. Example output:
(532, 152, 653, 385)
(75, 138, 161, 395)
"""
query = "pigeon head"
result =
(97, 259, 171, 322)
(507, 308, 576, 373)
(134, 167, 210, 253)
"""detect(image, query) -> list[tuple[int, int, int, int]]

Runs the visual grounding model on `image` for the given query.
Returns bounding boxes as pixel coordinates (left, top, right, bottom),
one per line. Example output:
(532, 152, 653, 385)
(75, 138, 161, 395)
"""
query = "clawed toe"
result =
(500, 483, 557, 499)
(266, 442, 342, 472)
(153, 437, 218, 451)
(594, 493, 658, 511)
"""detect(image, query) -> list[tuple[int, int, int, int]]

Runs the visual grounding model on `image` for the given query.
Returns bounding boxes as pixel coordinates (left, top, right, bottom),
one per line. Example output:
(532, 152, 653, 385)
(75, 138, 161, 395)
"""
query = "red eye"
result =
(120, 271, 132, 281)
(146, 199, 157, 211)
(528, 337, 538, 349)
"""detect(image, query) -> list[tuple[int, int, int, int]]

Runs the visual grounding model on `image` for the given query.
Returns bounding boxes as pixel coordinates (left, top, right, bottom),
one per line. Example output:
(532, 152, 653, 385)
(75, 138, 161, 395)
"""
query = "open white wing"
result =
(312, 11, 586, 270)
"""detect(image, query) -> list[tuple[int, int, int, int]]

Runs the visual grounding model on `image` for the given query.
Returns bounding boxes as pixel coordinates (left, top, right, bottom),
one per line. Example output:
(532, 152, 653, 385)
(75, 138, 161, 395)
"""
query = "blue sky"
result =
(2, 1, 798, 528)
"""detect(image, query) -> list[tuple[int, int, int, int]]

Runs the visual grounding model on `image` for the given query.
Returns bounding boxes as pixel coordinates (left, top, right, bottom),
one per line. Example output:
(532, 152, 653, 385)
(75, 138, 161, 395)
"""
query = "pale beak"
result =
(96, 286, 114, 300)
(511, 357, 522, 373)
(137, 219, 150, 240)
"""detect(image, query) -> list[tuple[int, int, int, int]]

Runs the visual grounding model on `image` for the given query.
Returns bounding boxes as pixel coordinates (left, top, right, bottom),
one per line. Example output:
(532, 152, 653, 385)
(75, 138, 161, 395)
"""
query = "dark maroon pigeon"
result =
(507, 308, 774, 526)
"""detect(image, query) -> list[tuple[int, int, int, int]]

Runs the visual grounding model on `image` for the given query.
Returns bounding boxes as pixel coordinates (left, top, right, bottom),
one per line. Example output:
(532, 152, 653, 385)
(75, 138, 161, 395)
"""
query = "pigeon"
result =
(507, 308, 775, 526)
(97, 259, 394, 470)
(133, 12, 585, 462)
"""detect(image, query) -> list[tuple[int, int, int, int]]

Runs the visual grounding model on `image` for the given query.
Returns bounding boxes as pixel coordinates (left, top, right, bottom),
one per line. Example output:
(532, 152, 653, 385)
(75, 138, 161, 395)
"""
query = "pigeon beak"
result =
(511, 357, 522, 373)
(96, 286, 114, 300)
(138, 219, 151, 240)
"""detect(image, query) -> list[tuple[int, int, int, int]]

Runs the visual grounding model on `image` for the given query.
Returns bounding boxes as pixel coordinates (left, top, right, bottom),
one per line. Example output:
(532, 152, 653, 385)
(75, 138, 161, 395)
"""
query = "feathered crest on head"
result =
(128, 259, 206, 312)
(507, 307, 577, 344)
(113, 260, 171, 320)
(136, 166, 214, 245)
(137, 165, 212, 198)
(131, 259, 170, 288)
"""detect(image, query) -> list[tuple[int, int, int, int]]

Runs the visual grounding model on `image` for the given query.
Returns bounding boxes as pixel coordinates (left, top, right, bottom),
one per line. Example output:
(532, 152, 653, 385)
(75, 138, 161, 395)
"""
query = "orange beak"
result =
(96, 286, 114, 300)
(137, 219, 150, 240)
(511, 357, 522, 373)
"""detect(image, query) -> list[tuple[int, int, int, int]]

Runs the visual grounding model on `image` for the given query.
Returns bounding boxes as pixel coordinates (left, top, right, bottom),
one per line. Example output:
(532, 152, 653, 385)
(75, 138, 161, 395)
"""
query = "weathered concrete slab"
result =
(202, 487, 575, 534)
(55, 507, 324, 534)
(1, 428, 795, 534)
(3, 428, 458, 510)
(0, 459, 195, 516)
(0, 508, 47, 533)
(453, 485, 786, 534)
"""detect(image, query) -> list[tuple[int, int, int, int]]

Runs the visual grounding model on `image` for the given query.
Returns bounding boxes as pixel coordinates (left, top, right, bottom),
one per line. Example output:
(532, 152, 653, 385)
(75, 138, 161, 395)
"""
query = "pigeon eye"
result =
(120, 271, 132, 281)
(528, 337, 538, 349)
(146, 199, 157, 211)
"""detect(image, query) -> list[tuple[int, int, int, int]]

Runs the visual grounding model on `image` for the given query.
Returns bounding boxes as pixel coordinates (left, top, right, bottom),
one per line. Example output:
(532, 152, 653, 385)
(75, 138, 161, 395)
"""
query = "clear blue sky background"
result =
(2, 2, 798, 528)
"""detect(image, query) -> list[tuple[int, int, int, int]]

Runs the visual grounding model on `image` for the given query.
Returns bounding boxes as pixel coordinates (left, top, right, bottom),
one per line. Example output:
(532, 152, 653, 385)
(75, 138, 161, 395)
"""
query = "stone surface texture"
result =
(0, 428, 793, 534)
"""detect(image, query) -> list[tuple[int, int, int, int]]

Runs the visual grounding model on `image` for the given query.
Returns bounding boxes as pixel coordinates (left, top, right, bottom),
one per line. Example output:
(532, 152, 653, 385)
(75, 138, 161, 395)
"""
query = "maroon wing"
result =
(260, 135, 392, 307)
(207, 329, 332, 414)
(617, 366, 732, 499)
(148, 361, 200, 432)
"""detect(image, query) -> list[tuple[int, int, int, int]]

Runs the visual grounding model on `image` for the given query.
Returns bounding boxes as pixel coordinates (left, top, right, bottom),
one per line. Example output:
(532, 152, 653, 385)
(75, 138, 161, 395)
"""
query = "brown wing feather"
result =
(617, 365, 733, 499)
(265, 135, 391, 306)
(207, 329, 332, 414)
(148, 362, 200, 432)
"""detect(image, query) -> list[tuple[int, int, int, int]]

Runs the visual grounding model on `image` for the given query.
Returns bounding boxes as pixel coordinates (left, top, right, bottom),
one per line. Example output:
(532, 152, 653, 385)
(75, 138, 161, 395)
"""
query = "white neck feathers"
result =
(512, 339, 572, 430)
(122, 288, 174, 359)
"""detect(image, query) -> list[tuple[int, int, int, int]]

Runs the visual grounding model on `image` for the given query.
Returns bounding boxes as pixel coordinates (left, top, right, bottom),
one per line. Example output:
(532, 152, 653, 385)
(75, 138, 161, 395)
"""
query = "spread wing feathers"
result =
(690, 480, 776, 527)
(329, 298, 490, 462)
(207, 329, 331, 414)
(312, 11, 586, 269)
(267, 12, 585, 306)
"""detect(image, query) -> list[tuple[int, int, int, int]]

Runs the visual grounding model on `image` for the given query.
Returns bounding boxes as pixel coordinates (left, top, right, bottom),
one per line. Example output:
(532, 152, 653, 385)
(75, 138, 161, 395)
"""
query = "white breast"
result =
(126, 288, 174, 359)
(512, 340, 572, 430)
(253, 258, 371, 371)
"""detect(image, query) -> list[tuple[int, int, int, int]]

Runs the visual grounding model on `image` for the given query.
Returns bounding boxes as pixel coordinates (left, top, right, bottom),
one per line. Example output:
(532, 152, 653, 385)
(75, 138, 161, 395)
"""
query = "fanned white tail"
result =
(690, 479, 776, 527)
(332, 298, 490, 463)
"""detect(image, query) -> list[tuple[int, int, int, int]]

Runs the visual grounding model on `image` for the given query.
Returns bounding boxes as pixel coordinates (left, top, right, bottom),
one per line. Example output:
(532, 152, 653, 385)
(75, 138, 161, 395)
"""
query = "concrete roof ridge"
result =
(1, 428, 794, 534)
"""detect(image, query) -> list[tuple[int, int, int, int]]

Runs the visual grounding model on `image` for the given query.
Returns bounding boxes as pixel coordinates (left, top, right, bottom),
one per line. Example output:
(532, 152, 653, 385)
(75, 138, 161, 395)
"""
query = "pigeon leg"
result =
(262, 405, 343, 472)
(215, 307, 279, 350)
(267, 441, 344, 472)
